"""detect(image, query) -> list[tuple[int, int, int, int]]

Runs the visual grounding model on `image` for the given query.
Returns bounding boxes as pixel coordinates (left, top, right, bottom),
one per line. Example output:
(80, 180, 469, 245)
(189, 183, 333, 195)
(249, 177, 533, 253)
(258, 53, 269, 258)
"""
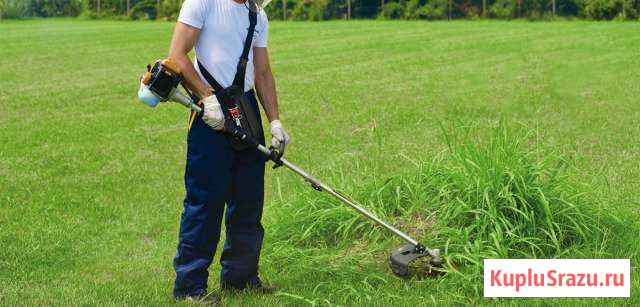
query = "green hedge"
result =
(1, 0, 639, 21)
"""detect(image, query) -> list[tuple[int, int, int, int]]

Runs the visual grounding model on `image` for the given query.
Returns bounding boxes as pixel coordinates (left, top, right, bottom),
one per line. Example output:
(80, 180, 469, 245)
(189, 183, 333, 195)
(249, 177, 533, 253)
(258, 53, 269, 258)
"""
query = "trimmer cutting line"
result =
(137, 59, 442, 277)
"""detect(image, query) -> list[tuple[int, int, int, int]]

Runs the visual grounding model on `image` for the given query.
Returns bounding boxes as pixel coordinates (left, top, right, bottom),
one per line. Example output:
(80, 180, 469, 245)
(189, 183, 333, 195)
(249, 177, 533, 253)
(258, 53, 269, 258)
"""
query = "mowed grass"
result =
(1, 19, 639, 305)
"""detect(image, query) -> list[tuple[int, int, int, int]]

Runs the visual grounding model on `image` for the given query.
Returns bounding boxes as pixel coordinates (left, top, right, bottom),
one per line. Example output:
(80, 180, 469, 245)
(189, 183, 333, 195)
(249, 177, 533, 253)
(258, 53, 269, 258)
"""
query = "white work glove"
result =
(270, 120, 291, 151)
(201, 95, 225, 131)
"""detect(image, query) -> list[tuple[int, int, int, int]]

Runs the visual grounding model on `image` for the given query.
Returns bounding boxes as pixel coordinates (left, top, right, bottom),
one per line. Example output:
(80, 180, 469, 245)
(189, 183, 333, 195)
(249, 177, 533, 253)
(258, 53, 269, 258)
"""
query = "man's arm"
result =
(253, 47, 279, 122)
(168, 22, 212, 99)
(169, 21, 224, 131)
(254, 47, 290, 150)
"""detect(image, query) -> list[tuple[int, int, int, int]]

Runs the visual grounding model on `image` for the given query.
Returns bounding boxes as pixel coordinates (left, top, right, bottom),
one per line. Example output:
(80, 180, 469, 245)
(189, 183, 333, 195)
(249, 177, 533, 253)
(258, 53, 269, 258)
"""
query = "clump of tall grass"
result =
(271, 120, 608, 282)
(420, 121, 606, 280)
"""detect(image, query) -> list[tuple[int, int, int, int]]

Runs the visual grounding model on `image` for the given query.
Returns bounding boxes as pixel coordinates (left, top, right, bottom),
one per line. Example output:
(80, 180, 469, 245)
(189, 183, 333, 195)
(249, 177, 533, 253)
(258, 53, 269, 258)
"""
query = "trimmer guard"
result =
(389, 244, 442, 277)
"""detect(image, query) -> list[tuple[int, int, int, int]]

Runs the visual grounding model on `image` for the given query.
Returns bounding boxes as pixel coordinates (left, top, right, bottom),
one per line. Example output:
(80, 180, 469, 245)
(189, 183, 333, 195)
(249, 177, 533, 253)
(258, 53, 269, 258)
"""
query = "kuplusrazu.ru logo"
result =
(490, 268, 625, 292)
(484, 259, 630, 297)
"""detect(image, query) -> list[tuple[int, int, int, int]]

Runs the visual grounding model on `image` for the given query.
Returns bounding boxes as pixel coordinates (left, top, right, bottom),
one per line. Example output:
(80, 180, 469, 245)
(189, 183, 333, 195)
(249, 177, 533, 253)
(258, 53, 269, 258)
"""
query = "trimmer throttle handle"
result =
(268, 145, 284, 168)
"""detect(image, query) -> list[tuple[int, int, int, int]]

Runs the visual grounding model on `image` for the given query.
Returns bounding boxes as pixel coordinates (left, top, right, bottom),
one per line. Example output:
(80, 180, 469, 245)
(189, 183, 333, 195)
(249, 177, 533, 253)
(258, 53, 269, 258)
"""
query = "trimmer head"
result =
(389, 244, 442, 277)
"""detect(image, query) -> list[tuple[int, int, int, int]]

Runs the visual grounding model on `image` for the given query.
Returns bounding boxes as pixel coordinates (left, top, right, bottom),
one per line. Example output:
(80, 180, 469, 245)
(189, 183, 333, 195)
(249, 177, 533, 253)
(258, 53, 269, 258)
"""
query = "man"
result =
(168, 0, 290, 303)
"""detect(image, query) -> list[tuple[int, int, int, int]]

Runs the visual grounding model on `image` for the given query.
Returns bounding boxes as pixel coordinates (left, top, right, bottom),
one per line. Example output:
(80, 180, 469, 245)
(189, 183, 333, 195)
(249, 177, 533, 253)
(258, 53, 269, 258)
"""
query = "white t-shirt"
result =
(178, 0, 269, 92)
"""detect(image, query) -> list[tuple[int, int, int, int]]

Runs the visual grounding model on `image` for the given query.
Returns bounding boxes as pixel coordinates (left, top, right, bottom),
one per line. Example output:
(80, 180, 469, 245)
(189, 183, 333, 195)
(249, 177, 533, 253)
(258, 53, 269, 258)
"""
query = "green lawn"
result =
(1, 19, 639, 306)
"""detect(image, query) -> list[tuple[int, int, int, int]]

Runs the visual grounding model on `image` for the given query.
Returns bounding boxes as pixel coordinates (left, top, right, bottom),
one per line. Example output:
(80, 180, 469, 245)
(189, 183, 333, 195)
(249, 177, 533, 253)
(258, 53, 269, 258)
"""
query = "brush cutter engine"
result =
(138, 59, 201, 112)
(142, 59, 183, 102)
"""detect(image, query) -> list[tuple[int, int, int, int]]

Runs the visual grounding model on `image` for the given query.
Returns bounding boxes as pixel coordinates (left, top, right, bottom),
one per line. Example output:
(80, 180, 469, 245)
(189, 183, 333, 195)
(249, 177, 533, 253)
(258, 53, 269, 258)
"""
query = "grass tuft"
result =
(273, 120, 611, 279)
(415, 120, 610, 286)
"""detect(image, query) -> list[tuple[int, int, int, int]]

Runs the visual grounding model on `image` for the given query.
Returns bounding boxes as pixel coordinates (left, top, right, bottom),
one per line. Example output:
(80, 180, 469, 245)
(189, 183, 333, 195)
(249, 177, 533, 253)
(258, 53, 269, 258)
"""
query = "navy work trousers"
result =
(173, 90, 266, 298)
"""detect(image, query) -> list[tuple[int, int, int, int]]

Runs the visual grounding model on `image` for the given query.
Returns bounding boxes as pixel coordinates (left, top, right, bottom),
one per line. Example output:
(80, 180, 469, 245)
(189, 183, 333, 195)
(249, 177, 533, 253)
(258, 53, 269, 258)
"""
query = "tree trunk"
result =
(552, 0, 556, 16)
(347, 0, 351, 20)
(518, 0, 521, 18)
(283, 0, 286, 20)
(381, 0, 384, 12)
(126, 0, 130, 17)
(448, 0, 452, 20)
(482, 0, 486, 18)
(97, 0, 100, 16)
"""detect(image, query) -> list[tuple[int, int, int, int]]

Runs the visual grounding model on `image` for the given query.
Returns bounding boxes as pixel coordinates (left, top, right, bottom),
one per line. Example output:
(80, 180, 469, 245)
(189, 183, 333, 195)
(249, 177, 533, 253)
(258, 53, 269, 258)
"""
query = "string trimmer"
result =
(137, 59, 442, 277)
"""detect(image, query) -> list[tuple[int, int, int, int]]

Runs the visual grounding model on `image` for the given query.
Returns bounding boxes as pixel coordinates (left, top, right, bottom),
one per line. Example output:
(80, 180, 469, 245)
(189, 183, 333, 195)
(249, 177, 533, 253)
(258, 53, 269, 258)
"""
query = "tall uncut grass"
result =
(272, 120, 609, 286)
(423, 122, 607, 279)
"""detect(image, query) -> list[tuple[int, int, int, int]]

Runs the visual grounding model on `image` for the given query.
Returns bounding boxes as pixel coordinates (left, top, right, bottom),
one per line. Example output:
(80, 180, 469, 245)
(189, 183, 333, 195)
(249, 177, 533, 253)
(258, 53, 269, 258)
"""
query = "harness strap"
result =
(198, 60, 224, 93)
(197, 9, 257, 92)
(233, 10, 258, 90)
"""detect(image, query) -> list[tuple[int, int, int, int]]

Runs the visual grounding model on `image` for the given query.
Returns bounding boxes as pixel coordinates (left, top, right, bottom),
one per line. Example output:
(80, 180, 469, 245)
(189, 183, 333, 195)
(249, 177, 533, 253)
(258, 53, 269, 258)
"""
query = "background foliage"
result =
(1, 0, 639, 20)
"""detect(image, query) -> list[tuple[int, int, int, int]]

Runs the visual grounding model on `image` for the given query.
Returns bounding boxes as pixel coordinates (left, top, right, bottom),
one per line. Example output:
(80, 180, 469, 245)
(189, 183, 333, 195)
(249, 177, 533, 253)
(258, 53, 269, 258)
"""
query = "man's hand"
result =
(202, 95, 225, 131)
(270, 120, 290, 151)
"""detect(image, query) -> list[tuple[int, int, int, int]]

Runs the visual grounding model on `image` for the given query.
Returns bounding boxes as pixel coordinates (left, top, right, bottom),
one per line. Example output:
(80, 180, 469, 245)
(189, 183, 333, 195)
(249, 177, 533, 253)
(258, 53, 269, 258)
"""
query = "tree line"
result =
(1, 0, 639, 21)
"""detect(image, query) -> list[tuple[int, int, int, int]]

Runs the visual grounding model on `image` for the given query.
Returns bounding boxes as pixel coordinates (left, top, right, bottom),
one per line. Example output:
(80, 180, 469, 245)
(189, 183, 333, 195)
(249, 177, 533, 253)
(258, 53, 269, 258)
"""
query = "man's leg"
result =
(173, 116, 233, 298)
(219, 151, 266, 289)
(220, 92, 267, 289)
